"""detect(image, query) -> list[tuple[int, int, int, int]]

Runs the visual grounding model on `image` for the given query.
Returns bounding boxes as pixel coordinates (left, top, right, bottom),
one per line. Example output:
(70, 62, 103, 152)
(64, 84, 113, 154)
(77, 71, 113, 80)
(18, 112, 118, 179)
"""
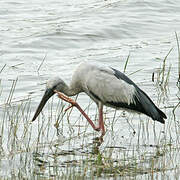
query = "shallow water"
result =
(0, 0, 180, 179)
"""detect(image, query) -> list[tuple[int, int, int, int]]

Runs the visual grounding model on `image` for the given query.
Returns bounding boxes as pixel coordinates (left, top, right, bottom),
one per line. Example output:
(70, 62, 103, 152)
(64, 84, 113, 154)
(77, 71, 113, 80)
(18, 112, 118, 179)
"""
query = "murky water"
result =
(0, 0, 180, 179)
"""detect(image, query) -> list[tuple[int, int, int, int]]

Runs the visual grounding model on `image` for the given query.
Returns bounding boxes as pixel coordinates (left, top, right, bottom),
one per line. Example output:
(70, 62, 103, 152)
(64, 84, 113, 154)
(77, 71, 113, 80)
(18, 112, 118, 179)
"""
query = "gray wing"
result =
(84, 66, 136, 106)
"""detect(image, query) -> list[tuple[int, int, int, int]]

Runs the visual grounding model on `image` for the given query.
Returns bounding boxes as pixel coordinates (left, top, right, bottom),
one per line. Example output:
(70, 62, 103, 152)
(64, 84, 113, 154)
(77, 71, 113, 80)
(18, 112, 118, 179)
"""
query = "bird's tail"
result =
(154, 107, 167, 124)
(135, 88, 167, 124)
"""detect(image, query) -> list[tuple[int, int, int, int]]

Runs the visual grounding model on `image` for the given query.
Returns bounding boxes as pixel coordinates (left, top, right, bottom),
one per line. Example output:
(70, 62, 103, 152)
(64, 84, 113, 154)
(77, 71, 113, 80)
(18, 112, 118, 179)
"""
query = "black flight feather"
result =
(109, 68, 167, 123)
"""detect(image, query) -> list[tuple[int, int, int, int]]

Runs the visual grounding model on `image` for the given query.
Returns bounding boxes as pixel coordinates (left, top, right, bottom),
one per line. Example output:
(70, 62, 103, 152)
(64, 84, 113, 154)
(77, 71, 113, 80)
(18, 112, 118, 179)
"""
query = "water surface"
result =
(0, 0, 180, 179)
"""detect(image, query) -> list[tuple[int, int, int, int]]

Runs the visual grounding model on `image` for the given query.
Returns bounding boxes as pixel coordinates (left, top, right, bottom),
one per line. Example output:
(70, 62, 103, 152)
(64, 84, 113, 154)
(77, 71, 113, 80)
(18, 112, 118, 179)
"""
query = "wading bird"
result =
(32, 62, 166, 136)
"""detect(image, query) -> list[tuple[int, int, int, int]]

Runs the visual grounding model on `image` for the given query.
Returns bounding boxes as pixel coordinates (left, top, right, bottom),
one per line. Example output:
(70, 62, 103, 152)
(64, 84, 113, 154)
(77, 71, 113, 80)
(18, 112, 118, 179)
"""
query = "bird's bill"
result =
(32, 88, 55, 121)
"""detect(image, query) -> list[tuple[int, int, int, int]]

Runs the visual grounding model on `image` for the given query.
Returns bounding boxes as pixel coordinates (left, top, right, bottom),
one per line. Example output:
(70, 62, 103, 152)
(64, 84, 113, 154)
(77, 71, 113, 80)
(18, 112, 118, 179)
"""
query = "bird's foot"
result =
(64, 98, 78, 112)
(65, 104, 75, 112)
(55, 90, 77, 109)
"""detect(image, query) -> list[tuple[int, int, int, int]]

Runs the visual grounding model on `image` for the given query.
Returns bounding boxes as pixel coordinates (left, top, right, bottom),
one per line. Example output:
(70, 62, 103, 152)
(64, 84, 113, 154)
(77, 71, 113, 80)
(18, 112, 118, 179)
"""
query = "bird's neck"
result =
(62, 83, 80, 97)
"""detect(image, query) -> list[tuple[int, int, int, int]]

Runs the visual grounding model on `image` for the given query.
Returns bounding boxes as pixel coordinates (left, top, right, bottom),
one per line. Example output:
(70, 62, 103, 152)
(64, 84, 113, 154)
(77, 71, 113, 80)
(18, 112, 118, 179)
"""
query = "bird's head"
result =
(32, 77, 66, 121)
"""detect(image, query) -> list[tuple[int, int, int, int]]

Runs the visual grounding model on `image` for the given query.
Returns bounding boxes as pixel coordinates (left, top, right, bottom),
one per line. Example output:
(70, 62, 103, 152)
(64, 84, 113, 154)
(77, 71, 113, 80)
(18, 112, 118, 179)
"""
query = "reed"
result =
(6, 78, 18, 104)
(0, 64, 6, 73)
(123, 53, 130, 73)
(175, 32, 180, 82)
(37, 53, 47, 72)
(154, 48, 172, 90)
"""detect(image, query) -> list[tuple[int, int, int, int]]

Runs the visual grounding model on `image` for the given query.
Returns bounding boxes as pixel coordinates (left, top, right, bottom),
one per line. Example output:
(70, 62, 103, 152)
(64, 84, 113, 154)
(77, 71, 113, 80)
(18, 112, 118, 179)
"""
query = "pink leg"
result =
(98, 103, 105, 136)
(91, 102, 105, 136)
(54, 91, 100, 131)
(74, 103, 101, 131)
